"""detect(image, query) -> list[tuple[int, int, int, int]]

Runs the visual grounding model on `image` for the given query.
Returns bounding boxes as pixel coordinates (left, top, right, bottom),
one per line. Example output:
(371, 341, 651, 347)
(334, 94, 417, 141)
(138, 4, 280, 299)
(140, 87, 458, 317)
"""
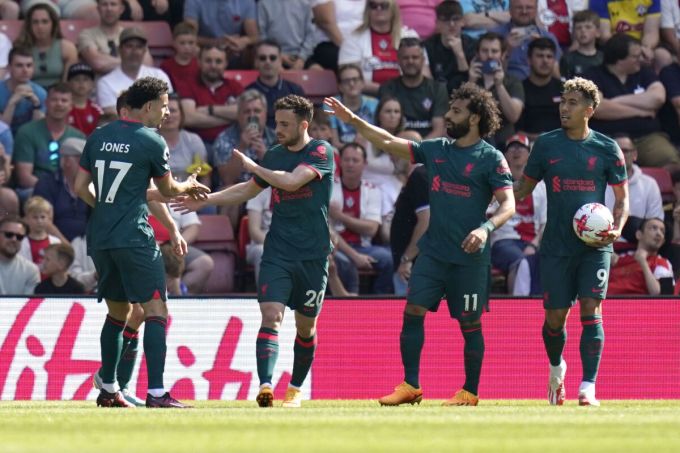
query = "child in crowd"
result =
(67, 63, 102, 136)
(19, 196, 62, 269)
(160, 21, 200, 89)
(34, 243, 85, 294)
(309, 108, 341, 178)
(560, 11, 603, 79)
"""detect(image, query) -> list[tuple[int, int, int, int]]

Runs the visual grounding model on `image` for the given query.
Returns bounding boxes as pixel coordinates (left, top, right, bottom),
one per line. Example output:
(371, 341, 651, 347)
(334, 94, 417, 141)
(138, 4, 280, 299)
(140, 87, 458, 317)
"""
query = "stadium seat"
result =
(281, 70, 338, 103)
(121, 20, 173, 64)
(641, 167, 674, 205)
(60, 20, 97, 44)
(224, 70, 259, 88)
(194, 214, 237, 294)
(236, 215, 255, 291)
(0, 20, 23, 42)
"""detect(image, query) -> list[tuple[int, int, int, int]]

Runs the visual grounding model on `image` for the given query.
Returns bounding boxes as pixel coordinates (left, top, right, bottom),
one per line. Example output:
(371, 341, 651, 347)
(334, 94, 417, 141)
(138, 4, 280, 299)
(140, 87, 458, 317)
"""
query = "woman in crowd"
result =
(338, 0, 424, 95)
(14, 3, 78, 89)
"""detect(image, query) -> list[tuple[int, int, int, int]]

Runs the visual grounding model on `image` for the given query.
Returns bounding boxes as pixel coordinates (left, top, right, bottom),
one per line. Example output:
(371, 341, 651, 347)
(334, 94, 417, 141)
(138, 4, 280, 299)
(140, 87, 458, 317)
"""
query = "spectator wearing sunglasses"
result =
(0, 216, 40, 295)
(12, 82, 85, 194)
(0, 47, 46, 135)
(339, 0, 424, 96)
(246, 40, 304, 129)
(13, 3, 79, 90)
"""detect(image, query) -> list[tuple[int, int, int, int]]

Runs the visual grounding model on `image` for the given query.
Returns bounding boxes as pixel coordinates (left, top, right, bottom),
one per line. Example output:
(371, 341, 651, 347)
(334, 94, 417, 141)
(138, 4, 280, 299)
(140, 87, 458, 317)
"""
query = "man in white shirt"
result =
(96, 27, 173, 114)
(245, 187, 272, 284)
(605, 133, 663, 246)
(0, 216, 40, 295)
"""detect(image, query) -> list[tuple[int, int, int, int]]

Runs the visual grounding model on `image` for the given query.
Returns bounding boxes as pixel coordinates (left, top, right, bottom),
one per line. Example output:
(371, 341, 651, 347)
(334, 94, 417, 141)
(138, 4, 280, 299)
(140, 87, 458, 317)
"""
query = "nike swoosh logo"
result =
(434, 159, 446, 163)
(549, 159, 562, 164)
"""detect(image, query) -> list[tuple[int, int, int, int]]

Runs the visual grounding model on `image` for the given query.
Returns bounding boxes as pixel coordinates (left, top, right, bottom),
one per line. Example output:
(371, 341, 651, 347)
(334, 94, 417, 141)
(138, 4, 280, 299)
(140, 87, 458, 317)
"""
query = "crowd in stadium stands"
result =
(1, 0, 680, 297)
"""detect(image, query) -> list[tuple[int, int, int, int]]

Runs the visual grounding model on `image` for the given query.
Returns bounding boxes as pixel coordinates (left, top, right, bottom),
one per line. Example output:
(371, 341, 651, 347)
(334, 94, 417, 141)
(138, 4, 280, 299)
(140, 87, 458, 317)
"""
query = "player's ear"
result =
(469, 113, 480, 127)
(635, 229, 642, 241)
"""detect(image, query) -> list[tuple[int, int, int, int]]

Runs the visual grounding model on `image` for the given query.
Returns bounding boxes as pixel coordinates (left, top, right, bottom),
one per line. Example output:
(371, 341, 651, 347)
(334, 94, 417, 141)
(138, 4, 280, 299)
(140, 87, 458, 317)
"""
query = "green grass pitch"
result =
(1, 400, 680, 453)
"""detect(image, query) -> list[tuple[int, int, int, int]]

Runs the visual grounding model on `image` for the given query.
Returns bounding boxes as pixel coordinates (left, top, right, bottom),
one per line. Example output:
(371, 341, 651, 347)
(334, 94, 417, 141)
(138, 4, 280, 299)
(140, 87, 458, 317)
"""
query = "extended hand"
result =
(323, 97, 354, 124)
(461, 227, 488, 254)
(169, 194, 206, 214)
(184, 171, 211, 200)
(233, 148, 258, 173)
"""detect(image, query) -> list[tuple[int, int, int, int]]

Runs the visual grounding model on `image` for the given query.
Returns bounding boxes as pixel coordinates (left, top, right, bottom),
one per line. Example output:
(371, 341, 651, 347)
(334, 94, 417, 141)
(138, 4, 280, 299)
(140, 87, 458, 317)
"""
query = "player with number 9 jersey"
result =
(514, 77, 629, 407)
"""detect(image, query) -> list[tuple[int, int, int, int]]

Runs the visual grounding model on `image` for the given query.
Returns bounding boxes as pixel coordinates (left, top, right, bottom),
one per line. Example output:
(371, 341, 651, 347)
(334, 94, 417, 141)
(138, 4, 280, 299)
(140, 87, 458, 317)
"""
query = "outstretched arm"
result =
(234, 149, 318, 192)
(171, 179, 263, 214)
(324, 97, 413, 161)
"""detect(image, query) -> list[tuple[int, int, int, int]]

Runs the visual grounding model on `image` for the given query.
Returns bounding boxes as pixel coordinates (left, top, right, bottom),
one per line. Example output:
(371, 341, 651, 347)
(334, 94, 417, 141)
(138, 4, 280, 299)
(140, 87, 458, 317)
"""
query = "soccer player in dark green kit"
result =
(74, 77, 210, 408)
(173, 95, 334, 408)
(325, 83, 516, 406)
(514, 77, 629, 406)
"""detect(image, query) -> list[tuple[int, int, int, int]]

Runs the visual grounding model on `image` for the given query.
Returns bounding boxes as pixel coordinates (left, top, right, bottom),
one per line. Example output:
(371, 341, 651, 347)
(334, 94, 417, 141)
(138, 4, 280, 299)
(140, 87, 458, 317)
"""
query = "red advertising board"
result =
(0, 297, 678, 401)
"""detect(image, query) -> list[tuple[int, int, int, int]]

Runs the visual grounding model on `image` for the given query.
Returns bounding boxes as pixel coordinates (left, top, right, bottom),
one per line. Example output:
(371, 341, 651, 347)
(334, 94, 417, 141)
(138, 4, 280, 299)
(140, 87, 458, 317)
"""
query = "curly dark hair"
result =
(126, 77, 169, 109)
(274, 94, 314, 123)
(563, 77, 600, 109)
(449, 82, 502, 138)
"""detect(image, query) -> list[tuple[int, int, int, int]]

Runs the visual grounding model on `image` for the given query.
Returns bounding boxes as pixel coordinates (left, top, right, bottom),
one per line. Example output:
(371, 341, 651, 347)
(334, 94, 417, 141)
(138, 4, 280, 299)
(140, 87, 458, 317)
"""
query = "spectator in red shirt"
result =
(609, 218, 674, 295)
(67, 63, 101, 136)
(160, 21, 200, 90)
(177, 44, 243, 145)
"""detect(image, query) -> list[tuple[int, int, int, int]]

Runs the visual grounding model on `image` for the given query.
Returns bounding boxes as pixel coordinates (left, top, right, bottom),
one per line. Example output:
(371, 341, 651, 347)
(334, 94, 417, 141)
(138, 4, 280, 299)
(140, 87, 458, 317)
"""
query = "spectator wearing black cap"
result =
(423, 0, 476, 94)
(96, 26, 173, 114)
(67, 63, 101, 136)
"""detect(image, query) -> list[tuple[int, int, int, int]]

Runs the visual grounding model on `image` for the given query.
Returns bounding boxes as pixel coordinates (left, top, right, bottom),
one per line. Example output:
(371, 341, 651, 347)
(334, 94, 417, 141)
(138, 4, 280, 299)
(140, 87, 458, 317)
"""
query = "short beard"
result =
(447, 121, 470, 139)
(281, 131, 302, 148)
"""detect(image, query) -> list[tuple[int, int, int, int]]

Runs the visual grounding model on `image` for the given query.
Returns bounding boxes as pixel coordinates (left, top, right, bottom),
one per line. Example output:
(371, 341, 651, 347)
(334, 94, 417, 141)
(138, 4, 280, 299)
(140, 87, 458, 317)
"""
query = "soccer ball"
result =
(572, 203, 614, 245)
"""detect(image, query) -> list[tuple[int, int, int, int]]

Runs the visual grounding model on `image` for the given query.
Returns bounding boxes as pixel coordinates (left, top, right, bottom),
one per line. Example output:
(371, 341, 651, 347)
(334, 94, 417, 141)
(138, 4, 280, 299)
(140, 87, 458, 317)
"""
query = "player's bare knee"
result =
(579, 298, 602, 317)
(404, 304, 427, 317)
(127, 304, 145, 329)
(142, 298, 168, 318)
(295, 314, 317, 338)
(260, 306, 284, 329)
(105, 300, 131, 321)
(545, 309, 568, 329)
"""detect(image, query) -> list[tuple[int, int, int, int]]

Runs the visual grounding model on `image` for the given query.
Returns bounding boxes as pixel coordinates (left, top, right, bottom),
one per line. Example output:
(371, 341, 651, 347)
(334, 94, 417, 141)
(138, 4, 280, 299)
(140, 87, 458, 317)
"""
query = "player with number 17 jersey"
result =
(79, 119, 170, 252)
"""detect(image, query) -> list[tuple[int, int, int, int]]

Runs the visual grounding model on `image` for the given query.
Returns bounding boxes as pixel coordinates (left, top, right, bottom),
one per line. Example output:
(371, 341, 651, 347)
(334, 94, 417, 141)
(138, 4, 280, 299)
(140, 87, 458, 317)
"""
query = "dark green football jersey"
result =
(79, 120, 170, 251)
(253, 139, 334, 260)
(410, 138, 513, 265)
(523, 128, 627, 256)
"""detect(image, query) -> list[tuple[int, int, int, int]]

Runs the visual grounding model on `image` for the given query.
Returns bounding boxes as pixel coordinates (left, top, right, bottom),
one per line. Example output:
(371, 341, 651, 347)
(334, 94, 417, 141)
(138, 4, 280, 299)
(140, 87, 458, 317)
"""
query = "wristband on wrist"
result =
(208, 104, 214, 116)
(482, 220, 496, 234)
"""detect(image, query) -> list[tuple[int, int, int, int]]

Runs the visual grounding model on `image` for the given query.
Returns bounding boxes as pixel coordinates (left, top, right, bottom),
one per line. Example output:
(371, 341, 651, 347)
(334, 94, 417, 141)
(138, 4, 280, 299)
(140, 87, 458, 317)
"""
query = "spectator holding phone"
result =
(214, 89, 276, 188)
(492, 0, 561, 79)
(467, 32, 524, 147)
